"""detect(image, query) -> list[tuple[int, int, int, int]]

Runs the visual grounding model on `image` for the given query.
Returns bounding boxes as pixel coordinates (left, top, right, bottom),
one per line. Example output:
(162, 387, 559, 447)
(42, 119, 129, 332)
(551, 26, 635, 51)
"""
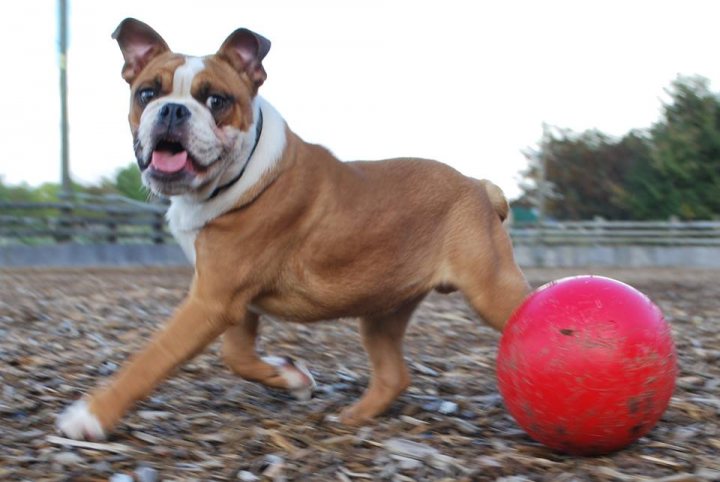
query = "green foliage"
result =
(519, 128, 651, 220)
(622, 77, 720, 219)
(0, 178, 63, 202)
(0, 163, 147, 203)
(519, 75, 720, 220)
(111, 163, 147, 201)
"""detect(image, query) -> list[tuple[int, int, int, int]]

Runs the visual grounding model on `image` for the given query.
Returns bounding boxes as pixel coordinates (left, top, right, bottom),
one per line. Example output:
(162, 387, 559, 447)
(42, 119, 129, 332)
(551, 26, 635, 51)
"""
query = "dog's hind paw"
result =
(56, 400, 106, 441)
(262, 356, 317, 401)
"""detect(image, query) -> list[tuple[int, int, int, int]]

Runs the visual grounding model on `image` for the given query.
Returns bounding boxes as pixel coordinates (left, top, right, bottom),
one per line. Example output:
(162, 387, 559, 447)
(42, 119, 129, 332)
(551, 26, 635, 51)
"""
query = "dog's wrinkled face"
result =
(113, 19, 271, 197)
(129, 53, 256, 197)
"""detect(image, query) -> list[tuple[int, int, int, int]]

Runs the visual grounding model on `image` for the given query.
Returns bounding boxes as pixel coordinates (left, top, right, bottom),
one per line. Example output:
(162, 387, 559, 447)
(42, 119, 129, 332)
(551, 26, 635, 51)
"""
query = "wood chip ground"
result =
(1, 267, 719, 481)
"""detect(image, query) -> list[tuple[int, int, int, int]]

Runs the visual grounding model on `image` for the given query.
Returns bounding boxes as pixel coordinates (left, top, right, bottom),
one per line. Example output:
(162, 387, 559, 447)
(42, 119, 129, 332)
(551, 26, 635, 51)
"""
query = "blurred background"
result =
(1, 0, 719, 266)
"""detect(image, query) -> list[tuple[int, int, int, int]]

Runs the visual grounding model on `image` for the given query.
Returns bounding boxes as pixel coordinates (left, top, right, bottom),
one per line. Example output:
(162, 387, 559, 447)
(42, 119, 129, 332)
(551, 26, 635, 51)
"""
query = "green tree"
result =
(519, 76, 720, 220)
(0, 163, 147, 205)
(0, 177, 34, 202)
(111, 163, 147, 201)
(622, 76, 720, 219)
(0, 177, 62, 202)
(518, 127, 651, 220)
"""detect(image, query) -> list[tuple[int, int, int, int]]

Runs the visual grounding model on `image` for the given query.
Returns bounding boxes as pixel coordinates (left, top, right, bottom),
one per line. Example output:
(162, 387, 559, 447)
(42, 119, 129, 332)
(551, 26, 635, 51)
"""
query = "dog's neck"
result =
(205, 108, 264, 202)
(166, 97, 287, 236)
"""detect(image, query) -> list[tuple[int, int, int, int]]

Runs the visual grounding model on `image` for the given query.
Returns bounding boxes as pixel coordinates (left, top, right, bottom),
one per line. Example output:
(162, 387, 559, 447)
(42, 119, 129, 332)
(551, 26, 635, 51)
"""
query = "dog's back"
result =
(347, 158, 509, 222)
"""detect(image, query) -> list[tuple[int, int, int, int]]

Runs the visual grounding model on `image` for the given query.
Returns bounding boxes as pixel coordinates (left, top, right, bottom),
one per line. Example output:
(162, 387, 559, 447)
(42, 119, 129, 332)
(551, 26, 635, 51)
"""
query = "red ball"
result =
(496, 276, 677, 455)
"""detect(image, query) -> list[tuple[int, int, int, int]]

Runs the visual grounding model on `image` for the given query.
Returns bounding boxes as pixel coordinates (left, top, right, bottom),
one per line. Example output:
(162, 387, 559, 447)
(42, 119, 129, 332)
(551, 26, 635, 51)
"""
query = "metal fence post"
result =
(55, 203, 73, 243)
(152, 212, 165, 244)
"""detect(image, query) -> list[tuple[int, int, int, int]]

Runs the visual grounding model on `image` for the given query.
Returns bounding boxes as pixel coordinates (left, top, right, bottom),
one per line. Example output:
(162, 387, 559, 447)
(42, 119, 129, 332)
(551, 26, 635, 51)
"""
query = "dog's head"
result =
(112, 18, 270, 198)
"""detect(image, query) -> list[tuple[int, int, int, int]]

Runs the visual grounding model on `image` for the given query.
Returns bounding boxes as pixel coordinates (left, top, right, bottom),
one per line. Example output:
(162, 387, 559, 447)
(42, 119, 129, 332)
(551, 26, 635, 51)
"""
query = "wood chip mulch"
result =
(1, 267, 719, 481)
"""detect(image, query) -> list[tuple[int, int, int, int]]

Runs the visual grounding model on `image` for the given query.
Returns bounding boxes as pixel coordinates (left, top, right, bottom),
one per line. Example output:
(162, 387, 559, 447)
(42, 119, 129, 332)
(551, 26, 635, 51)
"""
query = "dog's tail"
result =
(477, 179, 510, 222)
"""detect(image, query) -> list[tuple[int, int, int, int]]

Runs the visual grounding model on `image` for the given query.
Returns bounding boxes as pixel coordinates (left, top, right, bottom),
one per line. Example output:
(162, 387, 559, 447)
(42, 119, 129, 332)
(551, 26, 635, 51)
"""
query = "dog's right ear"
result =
(112, 18, 170, 84)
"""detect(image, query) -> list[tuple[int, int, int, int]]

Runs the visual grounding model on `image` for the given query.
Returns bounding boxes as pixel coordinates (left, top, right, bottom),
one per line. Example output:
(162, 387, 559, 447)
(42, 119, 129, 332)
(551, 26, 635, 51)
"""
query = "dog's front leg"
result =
(56, 295, 229, 440)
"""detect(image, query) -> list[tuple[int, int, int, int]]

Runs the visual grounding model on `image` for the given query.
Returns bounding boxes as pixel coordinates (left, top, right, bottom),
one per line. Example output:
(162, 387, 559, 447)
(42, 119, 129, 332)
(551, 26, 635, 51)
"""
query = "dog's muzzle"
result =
(138, 103, 197, 175)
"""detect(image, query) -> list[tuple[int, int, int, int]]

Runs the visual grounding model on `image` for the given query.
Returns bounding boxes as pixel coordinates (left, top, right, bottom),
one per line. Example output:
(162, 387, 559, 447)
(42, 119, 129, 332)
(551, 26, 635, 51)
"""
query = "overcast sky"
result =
(2, 0, 720, 199)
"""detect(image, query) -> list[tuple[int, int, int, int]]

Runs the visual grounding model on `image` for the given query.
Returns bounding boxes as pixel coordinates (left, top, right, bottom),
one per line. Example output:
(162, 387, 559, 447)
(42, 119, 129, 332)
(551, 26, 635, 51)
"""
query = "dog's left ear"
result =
(217, 28, 271, 91)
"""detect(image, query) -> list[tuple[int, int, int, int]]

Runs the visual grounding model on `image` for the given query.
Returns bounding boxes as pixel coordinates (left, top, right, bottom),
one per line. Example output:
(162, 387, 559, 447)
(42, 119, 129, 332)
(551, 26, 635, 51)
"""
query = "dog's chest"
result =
(172, 228, 198, 264)
(166, 201, 199, 264)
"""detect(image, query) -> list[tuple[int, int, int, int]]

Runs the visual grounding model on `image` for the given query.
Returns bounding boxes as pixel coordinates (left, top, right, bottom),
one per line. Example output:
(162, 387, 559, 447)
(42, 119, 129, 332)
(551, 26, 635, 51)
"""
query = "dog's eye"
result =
(206, 94, 229, 112)
(137, 88, 157, 106)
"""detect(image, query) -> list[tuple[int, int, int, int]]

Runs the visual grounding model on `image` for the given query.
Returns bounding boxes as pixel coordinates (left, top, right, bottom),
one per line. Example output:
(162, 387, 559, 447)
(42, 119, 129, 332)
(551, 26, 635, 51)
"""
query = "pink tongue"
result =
(151, 150, 189, 173)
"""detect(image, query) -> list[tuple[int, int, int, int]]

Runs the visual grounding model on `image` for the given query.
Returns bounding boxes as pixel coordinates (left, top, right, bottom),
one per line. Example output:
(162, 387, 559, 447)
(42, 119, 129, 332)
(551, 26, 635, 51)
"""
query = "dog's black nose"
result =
(158, 103, 190, 129)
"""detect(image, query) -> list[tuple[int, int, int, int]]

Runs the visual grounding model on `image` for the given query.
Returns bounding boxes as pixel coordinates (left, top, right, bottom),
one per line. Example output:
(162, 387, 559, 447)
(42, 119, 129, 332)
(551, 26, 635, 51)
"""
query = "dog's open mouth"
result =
(150, 140, 197, 175)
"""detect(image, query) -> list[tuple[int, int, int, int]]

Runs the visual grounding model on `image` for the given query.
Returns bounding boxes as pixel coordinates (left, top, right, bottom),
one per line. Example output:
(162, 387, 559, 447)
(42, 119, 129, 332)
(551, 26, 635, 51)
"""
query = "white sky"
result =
(2, 0, 720, 200)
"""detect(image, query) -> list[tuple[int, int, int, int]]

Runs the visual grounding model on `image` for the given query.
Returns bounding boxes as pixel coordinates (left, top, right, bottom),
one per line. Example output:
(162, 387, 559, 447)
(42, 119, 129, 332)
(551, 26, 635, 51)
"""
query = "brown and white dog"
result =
(56, 18, 530, 440)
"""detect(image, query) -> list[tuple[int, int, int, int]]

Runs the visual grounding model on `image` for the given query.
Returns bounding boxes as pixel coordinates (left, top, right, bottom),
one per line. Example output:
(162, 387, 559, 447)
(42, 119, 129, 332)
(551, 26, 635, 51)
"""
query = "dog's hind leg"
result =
(222, 312, 316, 400)
(451, 220, 531, 331)
(460, 263, 529, 331)
(339, 297, 422, 425)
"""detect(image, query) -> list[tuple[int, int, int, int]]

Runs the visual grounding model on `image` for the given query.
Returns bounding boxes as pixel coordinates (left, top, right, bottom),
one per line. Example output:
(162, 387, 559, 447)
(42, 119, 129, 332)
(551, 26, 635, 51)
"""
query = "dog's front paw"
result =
(56, 400, 106, 441)
(262, 356, 317, 401)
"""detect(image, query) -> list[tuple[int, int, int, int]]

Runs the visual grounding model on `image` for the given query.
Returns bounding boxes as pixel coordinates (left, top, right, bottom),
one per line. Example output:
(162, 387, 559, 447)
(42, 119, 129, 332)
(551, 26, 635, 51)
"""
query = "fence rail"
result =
(510, 219, 720, 246)
(0, 195, 172, 245)
(2, 197, 719, 247)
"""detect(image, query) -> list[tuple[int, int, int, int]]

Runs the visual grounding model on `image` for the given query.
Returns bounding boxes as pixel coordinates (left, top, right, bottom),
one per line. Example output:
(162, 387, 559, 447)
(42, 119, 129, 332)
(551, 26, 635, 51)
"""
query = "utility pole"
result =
(537, 149, 547, 225)
(537, 124, 549, 225)
(59, 0, 71, 197)
(534, 124, 551, 268)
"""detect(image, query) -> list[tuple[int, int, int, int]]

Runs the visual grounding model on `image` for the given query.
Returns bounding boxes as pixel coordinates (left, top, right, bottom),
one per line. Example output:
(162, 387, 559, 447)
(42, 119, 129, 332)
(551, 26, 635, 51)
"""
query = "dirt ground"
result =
(1, 267, 719, 482)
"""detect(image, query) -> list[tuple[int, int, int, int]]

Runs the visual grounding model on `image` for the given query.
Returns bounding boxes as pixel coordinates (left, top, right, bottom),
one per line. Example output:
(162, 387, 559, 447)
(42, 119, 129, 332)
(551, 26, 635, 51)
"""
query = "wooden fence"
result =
(0, 194, 172, 245)
(1, 196, 719, 247)
(510, 219, 720, 246)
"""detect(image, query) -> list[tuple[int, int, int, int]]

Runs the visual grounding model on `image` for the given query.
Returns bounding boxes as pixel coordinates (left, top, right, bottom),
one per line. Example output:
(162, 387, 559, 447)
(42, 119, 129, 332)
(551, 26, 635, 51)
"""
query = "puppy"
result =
(57, 18, 530, 440)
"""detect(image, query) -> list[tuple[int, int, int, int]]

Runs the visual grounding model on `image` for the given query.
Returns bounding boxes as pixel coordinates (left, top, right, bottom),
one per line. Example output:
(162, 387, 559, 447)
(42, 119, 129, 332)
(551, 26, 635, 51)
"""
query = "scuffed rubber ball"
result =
(496, 276, 677, 455)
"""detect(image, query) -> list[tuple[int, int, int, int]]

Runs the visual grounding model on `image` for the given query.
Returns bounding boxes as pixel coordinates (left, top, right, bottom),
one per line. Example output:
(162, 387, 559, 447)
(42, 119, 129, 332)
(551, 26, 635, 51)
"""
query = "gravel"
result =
(0, 267, 718, 481)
